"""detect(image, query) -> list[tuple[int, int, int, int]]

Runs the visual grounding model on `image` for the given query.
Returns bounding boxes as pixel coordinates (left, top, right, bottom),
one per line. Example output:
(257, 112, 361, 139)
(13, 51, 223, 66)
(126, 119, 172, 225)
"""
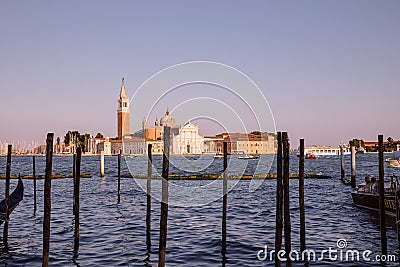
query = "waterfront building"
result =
(303, 145, 350, 156)
(203, 136, 224, 153)
(213, 133, 275, 155)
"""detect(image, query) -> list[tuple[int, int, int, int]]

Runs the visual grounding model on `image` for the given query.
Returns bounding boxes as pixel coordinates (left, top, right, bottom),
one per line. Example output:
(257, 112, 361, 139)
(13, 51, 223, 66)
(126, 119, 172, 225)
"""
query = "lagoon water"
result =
(0, 154, 399, 266)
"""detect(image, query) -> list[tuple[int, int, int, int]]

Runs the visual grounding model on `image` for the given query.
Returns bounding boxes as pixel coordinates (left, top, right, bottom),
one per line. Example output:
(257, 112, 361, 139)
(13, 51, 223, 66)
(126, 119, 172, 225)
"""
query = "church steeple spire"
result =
(117, 78, 130, 140)
(120, 77, 127, 99)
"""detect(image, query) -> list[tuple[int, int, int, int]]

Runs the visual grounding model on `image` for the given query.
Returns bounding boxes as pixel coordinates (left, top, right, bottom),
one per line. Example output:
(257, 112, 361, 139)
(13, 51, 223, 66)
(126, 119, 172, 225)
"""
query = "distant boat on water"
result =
(238, 154, 259, 160)
(305, 153, 317, 160)
(214, 153, 223, 159)
(297, 145, 351, 157)
(386, 151, 400, 168)
(356, 146, 366, 154)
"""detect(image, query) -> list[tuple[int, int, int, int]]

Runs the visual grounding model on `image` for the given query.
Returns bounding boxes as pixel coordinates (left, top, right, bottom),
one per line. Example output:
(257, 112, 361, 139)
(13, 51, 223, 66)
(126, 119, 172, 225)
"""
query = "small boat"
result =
(214, 153, 224, 159)
(238, 154, 259, 160)
(305, 153, 316, 160)
(351, 175, 398, 217)
(356, 146, 365, 154)
(386, 151, 400, 168)
(0, 177, 24, 225)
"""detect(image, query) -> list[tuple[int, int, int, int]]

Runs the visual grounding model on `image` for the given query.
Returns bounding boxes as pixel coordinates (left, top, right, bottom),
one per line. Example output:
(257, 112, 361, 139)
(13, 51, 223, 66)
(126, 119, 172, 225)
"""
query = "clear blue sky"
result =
(1, 0, 399, 148)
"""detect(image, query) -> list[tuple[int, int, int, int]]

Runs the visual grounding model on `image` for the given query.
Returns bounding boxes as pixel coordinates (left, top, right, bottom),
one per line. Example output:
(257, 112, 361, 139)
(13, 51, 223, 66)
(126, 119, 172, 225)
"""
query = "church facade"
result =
(171, 121, 204, 154)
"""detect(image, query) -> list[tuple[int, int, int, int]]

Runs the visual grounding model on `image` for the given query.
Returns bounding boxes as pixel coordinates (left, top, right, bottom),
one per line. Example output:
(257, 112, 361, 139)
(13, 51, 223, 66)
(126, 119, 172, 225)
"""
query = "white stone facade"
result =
(171, 122, 204, 155)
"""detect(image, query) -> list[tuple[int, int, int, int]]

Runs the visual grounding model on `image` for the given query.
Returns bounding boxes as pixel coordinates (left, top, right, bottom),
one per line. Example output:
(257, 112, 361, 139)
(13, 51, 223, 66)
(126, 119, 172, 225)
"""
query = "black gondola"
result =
(0, 177, 24, 225)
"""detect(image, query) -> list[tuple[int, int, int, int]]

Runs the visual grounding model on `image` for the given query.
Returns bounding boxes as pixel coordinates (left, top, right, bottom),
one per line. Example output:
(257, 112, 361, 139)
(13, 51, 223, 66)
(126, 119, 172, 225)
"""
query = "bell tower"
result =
(117, 78, 130, 140)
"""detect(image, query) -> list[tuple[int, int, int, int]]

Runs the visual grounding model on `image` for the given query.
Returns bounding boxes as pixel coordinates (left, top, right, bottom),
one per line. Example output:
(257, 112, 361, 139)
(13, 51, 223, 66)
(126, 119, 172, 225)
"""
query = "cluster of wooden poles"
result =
(3, 131, 396, 265)
(339, 142, 357, 188)
(1, 134, 85, 266)
(273, 132, 307, 266)
(1, 130, 304, 266)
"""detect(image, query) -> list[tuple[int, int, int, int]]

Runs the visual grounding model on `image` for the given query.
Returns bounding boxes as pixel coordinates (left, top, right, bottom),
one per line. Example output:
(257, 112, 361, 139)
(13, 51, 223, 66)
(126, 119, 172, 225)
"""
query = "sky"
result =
(0, 0, 399, 149)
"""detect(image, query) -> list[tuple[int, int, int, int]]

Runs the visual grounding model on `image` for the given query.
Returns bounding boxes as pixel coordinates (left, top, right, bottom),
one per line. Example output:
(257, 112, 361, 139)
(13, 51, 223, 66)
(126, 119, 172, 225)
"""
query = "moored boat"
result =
(0, 177, 24, 224)
(351, 176, 399, 217)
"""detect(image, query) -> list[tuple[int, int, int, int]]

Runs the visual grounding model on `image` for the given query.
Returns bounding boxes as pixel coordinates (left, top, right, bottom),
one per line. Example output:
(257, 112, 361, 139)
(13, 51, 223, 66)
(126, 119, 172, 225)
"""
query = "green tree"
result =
(95, 132, 104, 138)
(349, 138, 365, 148)
(387, 137, 394, 151)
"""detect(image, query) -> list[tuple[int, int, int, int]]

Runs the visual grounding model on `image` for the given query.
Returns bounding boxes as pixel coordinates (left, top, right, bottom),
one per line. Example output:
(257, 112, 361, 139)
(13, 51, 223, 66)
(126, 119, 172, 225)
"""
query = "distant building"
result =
(213, 133, 275, 154)
(171, 121, 204, 154)
(364, 141, 400, 151)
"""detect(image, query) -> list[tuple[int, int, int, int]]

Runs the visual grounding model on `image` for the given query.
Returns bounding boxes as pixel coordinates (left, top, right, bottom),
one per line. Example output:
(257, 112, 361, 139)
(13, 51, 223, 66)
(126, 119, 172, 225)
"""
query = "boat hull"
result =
(351, 191, 397, 217)
(386, 159, 400, 168)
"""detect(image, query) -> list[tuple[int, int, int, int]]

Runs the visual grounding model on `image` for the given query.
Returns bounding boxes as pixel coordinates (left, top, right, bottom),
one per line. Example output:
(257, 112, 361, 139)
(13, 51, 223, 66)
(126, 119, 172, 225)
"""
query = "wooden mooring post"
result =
(299, 139, 306, 256)
(282, 132, 291, 266)
(378, 135, 387, 260)
(340, 145, 345, 179)
(117, 151, 121, 204)
(274, 132, 283, 267)
(158, 126, 170, 267)
(33, 155, 37, 215)
(73, 147, 81, 255)
(3, 144, 12, 249)
(351, 146, 356, 188)
(396, 189, 400, 249)
(42, 133, 54, 267)
(72, 154, 76, 215)
(100, 151, 105, 178)
(146, 144, 153, 248)
(222, 141, 228, 256)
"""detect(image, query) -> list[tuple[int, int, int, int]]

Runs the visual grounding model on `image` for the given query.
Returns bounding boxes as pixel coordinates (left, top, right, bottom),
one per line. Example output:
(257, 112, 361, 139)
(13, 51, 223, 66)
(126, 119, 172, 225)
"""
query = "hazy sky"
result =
(1, 1, 399, 148)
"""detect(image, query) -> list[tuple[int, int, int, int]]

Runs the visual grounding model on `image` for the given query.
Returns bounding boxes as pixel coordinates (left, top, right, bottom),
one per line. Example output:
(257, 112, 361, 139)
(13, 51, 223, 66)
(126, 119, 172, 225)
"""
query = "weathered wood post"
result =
(351, 146, 356, 188)
(33, 155, 37, 215)
(274, 132, 283, 267)
(73, 147, 81, 255)
(117, 151, 121, 204)
(158, 126, 170, 267)
(222, 141, 228, 256)
(378, 135, 387, 260)
(42, 133, 54, 267)
(299, 139, 306, 256)
(282, 132, 291, 266)
(146, 144, 153, 247)
(100, 151, 105, 178)
(72, 154, 76, 215)
(340, 146, 345, 179)
(396, 189, 400, 249)
(3, 144, 12, 249)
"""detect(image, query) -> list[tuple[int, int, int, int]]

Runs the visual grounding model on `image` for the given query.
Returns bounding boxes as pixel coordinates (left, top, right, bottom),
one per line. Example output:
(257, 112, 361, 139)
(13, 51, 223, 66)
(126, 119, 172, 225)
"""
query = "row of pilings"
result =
(1, 130, 398, 265)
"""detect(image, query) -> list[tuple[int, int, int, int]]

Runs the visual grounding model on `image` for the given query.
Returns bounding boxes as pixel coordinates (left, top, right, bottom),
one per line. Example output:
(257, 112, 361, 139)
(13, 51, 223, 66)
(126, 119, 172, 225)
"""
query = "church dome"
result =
(160, 109, 176, 127)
